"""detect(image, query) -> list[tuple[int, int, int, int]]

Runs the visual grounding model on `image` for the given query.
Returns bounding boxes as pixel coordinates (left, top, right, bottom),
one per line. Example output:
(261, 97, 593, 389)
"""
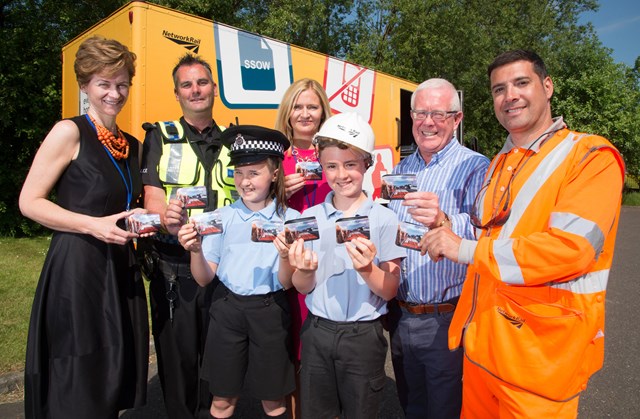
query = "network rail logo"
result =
(496, 306, 525, 329)
(162, 30, 201, 53)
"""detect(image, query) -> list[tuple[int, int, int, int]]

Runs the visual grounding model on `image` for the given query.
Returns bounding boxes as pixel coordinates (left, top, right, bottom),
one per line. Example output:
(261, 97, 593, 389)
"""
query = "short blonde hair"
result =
(74, 36, 136, 87)
(275, 78, 332, 141)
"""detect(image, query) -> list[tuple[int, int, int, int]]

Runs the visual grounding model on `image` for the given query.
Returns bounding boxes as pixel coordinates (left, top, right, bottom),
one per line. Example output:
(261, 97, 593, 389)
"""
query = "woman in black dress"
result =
(19, 36, 149, 418)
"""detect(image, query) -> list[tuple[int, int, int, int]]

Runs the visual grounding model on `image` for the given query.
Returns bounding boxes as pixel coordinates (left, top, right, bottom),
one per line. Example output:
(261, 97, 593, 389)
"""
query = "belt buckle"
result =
(404, 301, 430, 314)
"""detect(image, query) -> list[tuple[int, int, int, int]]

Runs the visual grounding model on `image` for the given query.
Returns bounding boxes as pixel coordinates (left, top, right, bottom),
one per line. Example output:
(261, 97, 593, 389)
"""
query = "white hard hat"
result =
(314, 112, 375, 155)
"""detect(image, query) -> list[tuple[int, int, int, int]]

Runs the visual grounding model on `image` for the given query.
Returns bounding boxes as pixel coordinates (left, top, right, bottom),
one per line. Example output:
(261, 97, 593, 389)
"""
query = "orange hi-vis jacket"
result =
(449, 126, 625, 402)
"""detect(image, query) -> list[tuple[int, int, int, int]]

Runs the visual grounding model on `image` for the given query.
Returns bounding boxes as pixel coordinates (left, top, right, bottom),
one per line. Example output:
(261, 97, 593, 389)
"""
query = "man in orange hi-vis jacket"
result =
(421, 50, 625, 418)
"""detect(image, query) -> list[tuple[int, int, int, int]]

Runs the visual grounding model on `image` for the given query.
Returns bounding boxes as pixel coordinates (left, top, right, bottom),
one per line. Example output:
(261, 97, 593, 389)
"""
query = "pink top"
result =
(283, 147, 332, 212)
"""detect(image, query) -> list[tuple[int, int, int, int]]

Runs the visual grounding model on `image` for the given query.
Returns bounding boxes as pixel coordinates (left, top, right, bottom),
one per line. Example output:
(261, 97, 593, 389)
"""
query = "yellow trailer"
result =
(62, 1, 418, 195)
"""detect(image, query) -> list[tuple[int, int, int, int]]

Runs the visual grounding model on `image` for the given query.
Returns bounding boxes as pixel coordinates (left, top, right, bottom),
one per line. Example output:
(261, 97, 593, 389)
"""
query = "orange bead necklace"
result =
(89, 115, 129, 160)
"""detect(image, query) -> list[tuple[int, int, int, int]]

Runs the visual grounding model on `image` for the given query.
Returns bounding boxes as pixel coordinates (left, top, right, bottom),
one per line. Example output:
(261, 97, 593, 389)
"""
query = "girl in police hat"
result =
(285, 112, 405, 418)
(178, 125, 298, 418)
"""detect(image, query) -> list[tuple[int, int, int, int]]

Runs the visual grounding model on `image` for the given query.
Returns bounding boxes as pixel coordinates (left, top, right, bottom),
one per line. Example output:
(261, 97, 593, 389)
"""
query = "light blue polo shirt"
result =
(202, 199, 300, 295)
(302, 192, 406, 321)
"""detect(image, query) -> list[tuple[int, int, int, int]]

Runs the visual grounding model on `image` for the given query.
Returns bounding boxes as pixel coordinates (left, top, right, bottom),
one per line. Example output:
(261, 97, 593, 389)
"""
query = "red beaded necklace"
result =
(89, 115, 129, 160)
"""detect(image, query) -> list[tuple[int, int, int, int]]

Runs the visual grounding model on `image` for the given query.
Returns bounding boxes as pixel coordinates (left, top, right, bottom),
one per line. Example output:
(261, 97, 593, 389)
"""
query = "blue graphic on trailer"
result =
(214, 24, 293, 109)
(239, 34, 276, 91)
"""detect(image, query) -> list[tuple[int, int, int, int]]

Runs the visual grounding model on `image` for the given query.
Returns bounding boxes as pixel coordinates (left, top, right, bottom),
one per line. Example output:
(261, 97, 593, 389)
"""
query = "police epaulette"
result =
(156, 120, 185, 142)
(142, 122, 156, 132)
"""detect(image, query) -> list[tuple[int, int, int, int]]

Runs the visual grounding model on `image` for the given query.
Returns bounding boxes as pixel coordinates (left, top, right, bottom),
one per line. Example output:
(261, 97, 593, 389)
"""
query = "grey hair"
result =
(410, 78, 461, 111)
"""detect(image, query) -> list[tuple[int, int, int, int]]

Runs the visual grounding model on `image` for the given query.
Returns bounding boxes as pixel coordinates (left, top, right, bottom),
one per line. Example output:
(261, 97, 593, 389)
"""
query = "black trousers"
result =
(148, 253, 216, 419)
(300, 313, 387, 419)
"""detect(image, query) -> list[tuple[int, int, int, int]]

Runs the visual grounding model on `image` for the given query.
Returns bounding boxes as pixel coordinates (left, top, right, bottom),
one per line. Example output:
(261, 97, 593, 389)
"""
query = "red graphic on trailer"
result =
(362, 147, 394, 202)
(323, 58, 376, 122)
(371, 154, 389, 201)
(338, 64, 363, 107)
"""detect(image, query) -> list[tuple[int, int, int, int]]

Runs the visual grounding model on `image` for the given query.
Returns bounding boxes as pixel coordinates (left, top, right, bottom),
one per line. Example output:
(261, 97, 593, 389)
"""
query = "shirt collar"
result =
(180, 116, 218, 143)
(322, 191, 374, 219)
(499, 116, 567, 154)
(232, 198, 278, 221)
(413, 137, 460, 168)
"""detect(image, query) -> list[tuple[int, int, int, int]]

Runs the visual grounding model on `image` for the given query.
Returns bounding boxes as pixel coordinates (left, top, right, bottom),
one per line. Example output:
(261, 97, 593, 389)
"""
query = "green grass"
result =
(623, 174, 640, 206)
(0, 236, 153, 376)
(0, 236, 50, 373)
(623, 191, 640, 206)
(625, 174, 639, 190)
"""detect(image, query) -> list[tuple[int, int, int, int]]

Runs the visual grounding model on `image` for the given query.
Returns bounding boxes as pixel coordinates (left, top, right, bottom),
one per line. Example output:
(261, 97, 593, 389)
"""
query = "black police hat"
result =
(221, 125, 290, 166)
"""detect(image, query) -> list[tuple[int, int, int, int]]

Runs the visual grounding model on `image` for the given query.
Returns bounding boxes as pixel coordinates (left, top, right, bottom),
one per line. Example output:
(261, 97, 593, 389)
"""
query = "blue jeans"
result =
(389, 302, 463, 419)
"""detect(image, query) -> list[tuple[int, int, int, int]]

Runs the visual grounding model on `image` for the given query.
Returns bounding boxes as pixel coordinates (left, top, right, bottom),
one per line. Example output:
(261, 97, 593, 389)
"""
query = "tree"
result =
(0, 0, 126, 236)
(551, 35, 640, 176)
(155, 0, 244, 26)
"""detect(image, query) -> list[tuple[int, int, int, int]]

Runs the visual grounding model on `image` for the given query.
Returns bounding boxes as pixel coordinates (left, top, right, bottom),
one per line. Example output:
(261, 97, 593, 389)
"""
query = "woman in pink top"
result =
(275, 78, 332, 417)
(276, 79, 333, 211)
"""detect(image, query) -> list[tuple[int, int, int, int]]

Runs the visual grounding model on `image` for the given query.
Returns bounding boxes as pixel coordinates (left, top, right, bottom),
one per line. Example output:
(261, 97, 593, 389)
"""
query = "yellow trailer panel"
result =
(62, 1, 418, 195)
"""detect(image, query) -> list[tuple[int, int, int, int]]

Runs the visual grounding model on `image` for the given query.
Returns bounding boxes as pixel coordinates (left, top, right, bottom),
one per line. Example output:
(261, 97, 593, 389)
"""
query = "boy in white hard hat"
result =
(286, 112, 406, 418)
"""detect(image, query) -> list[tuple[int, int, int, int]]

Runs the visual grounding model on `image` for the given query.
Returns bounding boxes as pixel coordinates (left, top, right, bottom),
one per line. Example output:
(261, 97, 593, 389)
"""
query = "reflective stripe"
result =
(157, 121, 200, 186)
(165, 143, 184, 184)
(499, 133, 583, 239)
(214, 151, 235, 188)
(156, 121, 236, 208)
(550, 211, 605, 255)
(549, 269, 609, 294)
(494, 239, 524, 284)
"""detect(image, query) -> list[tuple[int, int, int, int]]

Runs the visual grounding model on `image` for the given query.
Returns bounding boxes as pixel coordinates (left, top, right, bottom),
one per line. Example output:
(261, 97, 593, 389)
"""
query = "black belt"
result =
(155, 257, 192, 277)
(307, 312, 380, 331)
(398, 297, 459, 315)
(217, 282, 286, 306)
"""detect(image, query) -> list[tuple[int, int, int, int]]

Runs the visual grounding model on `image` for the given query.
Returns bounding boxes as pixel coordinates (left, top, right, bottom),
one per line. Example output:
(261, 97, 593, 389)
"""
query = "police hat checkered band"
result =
(231, 138, 285, 155)
(220, 125, 290, 165)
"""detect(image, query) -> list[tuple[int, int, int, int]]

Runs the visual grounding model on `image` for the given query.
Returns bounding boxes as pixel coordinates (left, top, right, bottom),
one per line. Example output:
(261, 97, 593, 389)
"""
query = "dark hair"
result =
(74, 36, 136, 87)
(171, 53, 214, 87)
(487, 50, 548, 81)
(264, 157, 288, 218)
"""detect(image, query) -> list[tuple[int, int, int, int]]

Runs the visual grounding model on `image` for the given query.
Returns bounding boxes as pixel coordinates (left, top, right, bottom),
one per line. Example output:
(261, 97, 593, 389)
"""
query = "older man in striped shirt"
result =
(387, 78, 489, 419)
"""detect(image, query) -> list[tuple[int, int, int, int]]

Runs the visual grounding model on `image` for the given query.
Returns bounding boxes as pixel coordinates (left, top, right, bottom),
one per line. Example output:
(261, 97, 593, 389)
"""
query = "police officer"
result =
(139, 53, 235, 419)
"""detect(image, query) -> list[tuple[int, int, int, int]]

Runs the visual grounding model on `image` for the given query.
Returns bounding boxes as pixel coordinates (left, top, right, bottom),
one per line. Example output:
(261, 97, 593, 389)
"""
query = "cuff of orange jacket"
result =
(458, 239, 477, 264)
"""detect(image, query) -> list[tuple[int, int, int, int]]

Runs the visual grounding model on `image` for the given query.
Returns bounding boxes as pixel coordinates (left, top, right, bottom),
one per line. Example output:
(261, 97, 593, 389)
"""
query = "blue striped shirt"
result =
(388, 139, 489, 303)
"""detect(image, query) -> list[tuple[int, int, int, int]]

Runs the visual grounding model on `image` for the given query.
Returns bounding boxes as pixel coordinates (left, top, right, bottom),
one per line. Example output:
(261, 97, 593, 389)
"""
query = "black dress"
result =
(24, 115, 149, 419)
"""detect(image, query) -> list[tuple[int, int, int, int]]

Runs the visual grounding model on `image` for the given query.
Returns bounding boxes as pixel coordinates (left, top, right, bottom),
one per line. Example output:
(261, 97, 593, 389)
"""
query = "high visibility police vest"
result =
(155, 120, 236, 213)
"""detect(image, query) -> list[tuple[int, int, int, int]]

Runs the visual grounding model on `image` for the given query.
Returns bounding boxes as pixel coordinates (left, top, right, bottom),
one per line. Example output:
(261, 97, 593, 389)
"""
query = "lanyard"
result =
(291, 146, 318, 208)
(85, 114, 133, 210)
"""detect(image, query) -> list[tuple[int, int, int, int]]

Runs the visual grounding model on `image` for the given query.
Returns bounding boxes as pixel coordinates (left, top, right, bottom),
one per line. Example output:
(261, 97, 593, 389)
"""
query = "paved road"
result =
(575, 206, 640, 418)
(2, 207, 638, 418)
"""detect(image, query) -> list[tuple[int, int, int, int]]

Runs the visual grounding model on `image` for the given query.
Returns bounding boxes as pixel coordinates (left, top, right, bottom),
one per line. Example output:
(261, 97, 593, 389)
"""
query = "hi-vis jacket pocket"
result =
(469, 286, 595, 401)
